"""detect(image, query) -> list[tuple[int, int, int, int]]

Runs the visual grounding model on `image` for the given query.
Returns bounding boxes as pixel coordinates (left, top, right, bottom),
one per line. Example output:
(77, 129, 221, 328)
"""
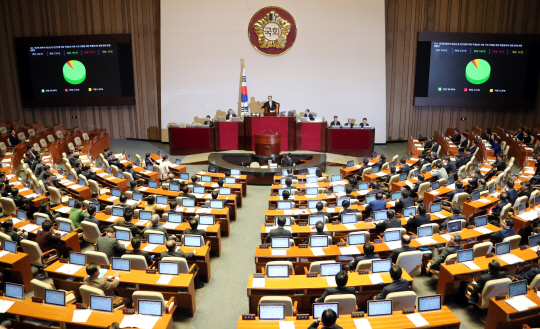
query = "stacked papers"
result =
(120, 314, 160, 329)
(252, 278, 265, 287)
(498, 254, 524, 264)
(474, 227, 492, 234)
(326, 276, 337, 287)
(339, 246, 360, 255)
(505, 295, 537, 312)
(432, 212, 446, 219)
(156, 275, 173, 285)
(518, 210, 539, 221)
(142, 244, 159, 252)
(462, 261, 481, 270)
(440, 234, 452, 241)
(369, 274, 384, 284)
(406, 313, 429, 327)
(477, 199, 492, 203)
(0, 300, 15, 314)
(271, 250, 287, 256)
(415, 237, 437, 245)
(106, 216, 119, 222)
(72, 309, 92, 323)
(311, 248, 325, 256)
(56, 264, 82, 275)
(386, 241, 402, 250)
(19, 224, 40, 232)
(56, 206, 71, 213)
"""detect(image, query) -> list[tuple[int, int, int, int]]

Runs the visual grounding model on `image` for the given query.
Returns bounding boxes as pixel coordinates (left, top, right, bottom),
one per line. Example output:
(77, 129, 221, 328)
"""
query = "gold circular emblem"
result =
(248, 7, 297, 56)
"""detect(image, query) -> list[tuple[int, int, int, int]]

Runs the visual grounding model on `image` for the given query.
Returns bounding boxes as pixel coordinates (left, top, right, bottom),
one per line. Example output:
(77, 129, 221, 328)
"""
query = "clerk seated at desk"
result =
(344, 119, 354, 128)
(315, 270, 357, 302)
(348, 242, 380, 271)
(375, 265, 409, 300)
(204, 115, 214, 128)
(440, 205, 466, 230)
(465, 260, 512, 306)
(388, 235, 416, 263)
(365, 192, 386, 215)
(265, 216, 293, 243)
(111, 210, 141, 237)
(125, 164, 141, 182)
(395, 190, 414, 213)
(225, 109, 236, 120)
(490, 218, 515, 244)
(329, 116, 340, 127)
(375, 209, 401, 231)
(303, 109, 314, 120)
(160, 240, 203, 289)
(312, 202, 330, 219)
(359, 118, 370, 128)
(443, 182, 465, 206)
(426, 233, 463, 273)
(488, 192, 509, 226)
(338, 200, 359, 222)
(309, 309, 342, 329)
(304, 221, 334, 244)
(143, 216, 174, 241)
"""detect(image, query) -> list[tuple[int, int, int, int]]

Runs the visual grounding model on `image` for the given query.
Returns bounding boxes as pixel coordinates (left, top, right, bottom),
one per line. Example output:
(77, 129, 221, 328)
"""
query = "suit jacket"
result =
(424, 140, 433, 149)
(305, 231, 334, 245)
(83, 276, 120, 298)
(142, 224, 169, 240)
(265, 227, 293, 243)
(375, 218, 401, 231)
(376, 277, 409, 299)
(2, 229, 22, 245)
(125, 169, 139, 181)
(490, 227, 515, 244)
(203, 120, 214, 128)
(263, 101, 277, 112)
(349, 254, 380, 271)
(185, 228, 206, 238)
(338, 208, 359, 222)
(447, 189, 465, 201)
(145, 158, 153, 168)
(515, 267, 540, 284)
(469, 145, 478, 154)
(34, 163, 44, 176)
(411, 181, 426, 193)
(396, 197, 414, 211)
(160, 249, 194, 259)
(365, 200, 386, 214)
(470, 174, 484, 187)
(506, 188, 518, 204)
(68, 156, 77, 166)
(82, 216, 105, 233)
(303, 113, 314, 120)
(312, 211, 330, 219)
(358, 165, 370, 176)
(431, 244, 464, 270)
(36, 230, 62, 252)
(316, 286, 357, 303)
(469, 272, 512, 304)
(308, 323, 343, 329)
(459, 139, 468, 148)
(96, 235, 125, 261)
(8, 195, 25, 207)
(445, 162, 457, 174)
(519, 187, 533, 199)
(400, 164, 411, 175)
(432, 144, 440, 154)
(389, 246, 417, 263)
(515, 131, 524, 141)
(125, 249, 152, 266)
(330, 121, 340, 126)
(9, 135, 20, 146)
(491, 200, 509, 217)
(407, 214, 431, 233)
(283, 158, 293, 166)
(451, 133, 461, 143)
(359, 122, 370, 128)
(82, 170, 97, 181)
(440, 214, 466, 230)
(225, 113, 236, 120)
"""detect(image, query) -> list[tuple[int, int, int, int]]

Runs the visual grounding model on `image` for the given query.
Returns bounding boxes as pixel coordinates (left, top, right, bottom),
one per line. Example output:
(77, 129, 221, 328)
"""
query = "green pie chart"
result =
(63, 60, 86, 85)
(465, 59, 490, 84)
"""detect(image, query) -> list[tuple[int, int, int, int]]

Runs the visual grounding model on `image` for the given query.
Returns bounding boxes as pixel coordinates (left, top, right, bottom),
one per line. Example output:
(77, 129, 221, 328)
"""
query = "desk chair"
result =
(46, 134, 55, 144)
(81, 222, 102, 244)
(20, 240, 58, 279)
(82, 133, 90, 142)
(161, 257, 197, 275)
(529, 274, 540, 290)
(502, 235, 521, 250)
(387, 291, 416, 311)
(122, 254, 151, 270)
(415, 182, 430, 204)
(259, 296, 297, 316)
(473, 242, 493, 258)
(380, 175, 399, 192)
(355, 259, 377, 272)
(465, 278, 511, 309)
(110, 165, 120, 178)
(31, 279, 76, 304)
(513, 196, 528, 213)
(136, 154, 145, 169)
(123, 172, 134, 186)
(396, 251, 423, 276)
(419, 223, 439, 234)
(47, 187, 69, 206)
(68, 142, 75, 152)
(361, 167, 372, 182)
(420, 164, 429, 173)
(442, 192, 468, 212)
(427, 253, 457, 277)
(133, 291, 177, 314)
(0, 197, 17, 217)
(263, 261, 294, 275)
(28, 129, 36, 139)
(0, 232, 12, 248)
(87, 251, 110, 265)
(495, 173, 505, 190)
(324, 295, 358, 314)
(74, 137, 83, 149)
(381, 163, 389, 171)
(530, 190, 540, 208)
(80, 285, 126, 309)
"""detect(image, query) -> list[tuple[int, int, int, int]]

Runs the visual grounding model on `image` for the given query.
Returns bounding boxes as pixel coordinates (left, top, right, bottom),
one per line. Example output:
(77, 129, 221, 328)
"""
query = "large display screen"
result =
(414, 32, 540, 108)
(15, 34, 135, 107)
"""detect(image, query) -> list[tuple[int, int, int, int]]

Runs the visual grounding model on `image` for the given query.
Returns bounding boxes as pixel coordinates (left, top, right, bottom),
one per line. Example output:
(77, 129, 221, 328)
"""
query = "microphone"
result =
(260, 129, 267, 135)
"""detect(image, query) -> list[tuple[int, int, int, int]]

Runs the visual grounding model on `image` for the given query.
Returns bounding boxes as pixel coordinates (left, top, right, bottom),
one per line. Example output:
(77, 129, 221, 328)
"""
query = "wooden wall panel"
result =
(0, 0, 160, 140)
(386, 0, 540, 141)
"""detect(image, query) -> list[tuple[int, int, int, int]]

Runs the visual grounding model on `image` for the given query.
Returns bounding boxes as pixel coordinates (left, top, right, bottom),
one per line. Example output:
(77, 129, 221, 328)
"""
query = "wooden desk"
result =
(236, 307, 460, 329)
(49, 132, 83, 164)
(117, 158, 160, 181)
(44, 261, 196, 317)
(272, 173, 330, 185)
(295, 122, 326, 152)
(437, 248, 538, 301)
(0, 251, 33, 292)
(438, 135, 459, 156)
(53, 173, 92, 201)
(163, 206, 230, 236)
(168, 127, 215, 155)
(462, 195, 500, 220)
(81, 132, 111, 161)
(92, 167, 128, 193)
(510, 205, 540, 235)
(326, 127, 375, 157)
(485, 289, 540, 329)
(407, 137, 426, 156)
(192, 169, 248, 197)
(215, 121, 245, 151)
(246, 271, 414, 313)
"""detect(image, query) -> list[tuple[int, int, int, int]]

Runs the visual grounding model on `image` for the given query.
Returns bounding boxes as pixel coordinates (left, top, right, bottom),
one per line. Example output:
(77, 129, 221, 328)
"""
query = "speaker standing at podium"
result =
(260, 95, 277, 112)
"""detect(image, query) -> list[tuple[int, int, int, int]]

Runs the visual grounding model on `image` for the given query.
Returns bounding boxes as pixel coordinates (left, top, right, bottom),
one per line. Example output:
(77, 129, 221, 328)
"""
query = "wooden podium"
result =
(255, 134, 281, 156)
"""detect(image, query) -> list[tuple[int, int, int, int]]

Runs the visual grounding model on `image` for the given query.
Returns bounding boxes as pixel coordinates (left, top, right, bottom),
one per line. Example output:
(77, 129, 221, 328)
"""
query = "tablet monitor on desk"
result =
(36, 187, 42, 196)
(457, 249, 474, 263)
(281, 169, 289, 176)
(271, 237, 289, 249)
(278, 188, 291, 196)
(219, 187, 231, 195)
(313, 303, 339, 319)
(138, 299, 163, 317)
(111, 257, 130, 271)
(471, 191, 480, 201)
(36, 215, 48, 227)
(391, 192, 402, 201)
(148, 180, 158, 189)
(182, 198, 195, 207)
(535, 194, 540, 207)
(336, 197, 350, 207)
(58, 221, 72, 233)
(431, 181, 440, 190)
(68, 173, 74, 181)
(333, 185, 346, 193)
(367, 300, 392, 316)
(184, 234, 202, 247)
(16, 209, 26, 220)
(403, 206, 417, 217)
(277, 201, 292, 210)
(4, 282, 24, 300)
(371, 259, 392, 273)
(365, 195, 376, 204)
(331, 174, 342, 182)
(475, 215, 488, 227)
(373, 210, 387, 221)
(306, 187, 318, 195)
(341, 213, 357, 224)
(210, 200, 224, 209)
(279, 177, 287, 185)
(266, 265, 289, 278)
(225, 177, 236, 184)
(399, 173, 407, 182)
(308, 215, 324, 226)
(169, 183, 180, 192)
(90, 295, 113, 312)
(168, 213, 183, 223)
(495, 242, 511, 256)
(347, 161, 354, 168)
(384, 230, 400, 242)
(529, 234, 540, 248)
(148, 233, 165, 245)
(447, 176, 454, 185)
(372, 166, 380, 174)
(139, 210, 152, 221)
(158, 262, 179, 276)
(429, 202, 442, 213)
(320, 263, 341, 277)
(193, 186, 205, 194)
(306, 176, 318, 184)
(417, 295, 442, 312)
(115, 230, 130, 242)
(112, 206, 124, 217)
(447, 220, 462, 233)
(417, 225, 433, 238)
(348, 233, 366, 246)
(45, 289, 66, 307)
(132, 192, 143, 201)
(201, 175, 212, 183)
(518, 203, 527, 214)
(68, 198, 76, 208)
(199, 214, 215, 226)
(310, 235, 329, 248)
(156, 195, 168, 205)
(179, 173, 189, 180)
(274, 216, 291, 226)
(116, 172, 124, 179)
(69, 252, 86, 266)
(4, 241, 17, 254)
(508, 280, 528, 298)
(259, 305, 285, 320)
(307, 200, 320, 209)
(231, 169, 240, 176)
(307, 167, 317, 175)
(426, 165, 432, 172)
(358, 182, 369, 191)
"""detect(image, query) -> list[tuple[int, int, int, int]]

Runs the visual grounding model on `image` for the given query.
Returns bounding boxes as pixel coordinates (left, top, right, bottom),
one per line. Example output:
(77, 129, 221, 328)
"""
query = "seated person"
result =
(144, 195, 164, 214)
(426, 233, 463, 273)
(407, 203, 430, 233)
(145, 153, 153, 168)
(163, 201, 178, 214)
(469, 169, 483, 190)
(375, 209, 401, 231)
(505, 180, 518, 205)
(466, 260, 512, 305)
(376, 265, 409, 299)
(488, 192, 509, 226)
(475, 179, 488, 193)
(127, 181, 138, 193)
(315, 270, 356, 302)
(518, 181, 533, 199)
(7, 188, 25, 207)
(338, 200, 359, 222)
(125, 164, 140, 181)
(490, 218, 515, 244)
(395, 190, 414, 213)
(366, 182, 383, 196)
(431, 162, 448, 180)
(110, 210, 141, 237)
(357, 158, 370, 176)
(389, 235, 416, 264)
(96, 228, 126, 261)
(1, 219, 26, 245)
(441, 205, 466, 230)
(309, 309, 342, 329)
(265, 216, 293, 243)
(83, 263, 123, 300)
(399, 157, 411, 175)
(180, 186, 196, 199)
(365, 192, 386, 215)
(185, 218, 206, 238)
(124, 237, 152, 266)
(37, 200, 58, 223)
(284, 177, 297, 190)
(116, 194, 137, 210)
(344, 185, 354, 198)
(410, 174, 426, 197)
(304, 221, 334, 244)
(445, 181, 465, 203)
(82, 206, 105, 233)
(160, 240, 203, 289)
(143, 215, 174, 241)
(348, 242, 380, 271)
(68, 200, 89, 233)
(312, 201, 330, 219)
(492, 153, 506, 172)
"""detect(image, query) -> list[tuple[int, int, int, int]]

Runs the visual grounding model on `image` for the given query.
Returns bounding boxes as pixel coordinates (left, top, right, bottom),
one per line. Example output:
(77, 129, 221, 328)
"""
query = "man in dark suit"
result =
(514, 127, 525, 141)
(423, 136, 433, 150)
(34, 158, 45, 177)
(8, 188, 26, 207)
(144, 153, 153, 168)
(203, 115, 214, 128)
(376, 265, 410, 299)
(491, 138, 502, 155)
(23, 152, 34, 167)
(451, 129, 462, 143)
(81, 165, 97, 181)
(514, 260, 540, 284)
(446, 182, 465, 202)
(488, 192, 509, 225)
(395, 190, 414, 213)
(349, 242, 380, 271)
(367, 182, 384, 196)
(1, 219, 26, 245)
(441, 205, 466, 230)
(493, 153, 507, 173)
(399, 158, 411, 175)
(467, 260, 512, 305)
(443, 157, 457, 176)
(518, 181, 533, 199)
(107, 152, 119, 167)
(110, 210, 141, 237)
(312, 202, 331, 219)
(225, 109, 236, 120)
(305, 221, 334, 244)
(469, 140, 478, 155)
(96, 227, 126, 261)
(330, 116, 340, 127)
(365, 192, 386, 215)
(431, 141, 440, 155)
(458, 134, 469, 149)
(375, 209, 401, 231)
(426, 233, 463, 272)
(124, 237, 152, 266)
(357, 157, 370, 176)
(410, 174, 426, 196)
(303, 109, 314, 120)
(160, 240, 203, 289)
(82, 206, 105, 233)
(265, 216, 293, 243)
(260, 95, 277, 113)
(180, 186, 196, 199)
(344, 118, 354, 127)
(490, 218, 515, 244)
(469, 169, 484, 190)
(283, 154, 294, 167)
(407, 203, 430, 233)
(417, 154, 429, 167)
(359, 118, 370, 128)
(185, 218, 206, 238)
(67, 150, 77, 166)
(8, 130, 20, 146)
(338, 200, 359, 222)
(125, 164, 140, 181)
(383, 166, 399, 184)
(389, 235, 416, 263)
(505, 180, 518, 204)
(41, 172, 54, 195)
(0, 183, 8, 197)
(455, 154, 467, 170)
(142, 216, 173, 241)
(316, 271, 357, 302)
(115, 195, 138, 211)
(475, 179, 488, 194)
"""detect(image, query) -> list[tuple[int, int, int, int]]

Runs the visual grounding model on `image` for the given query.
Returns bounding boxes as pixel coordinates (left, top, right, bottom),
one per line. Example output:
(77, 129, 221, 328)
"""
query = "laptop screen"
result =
(17, 209, 26, 220)
(336, 197, 350, 207)
(132, 192, 143, 201)
(266, 265, 289, 278)
(36, 215, 48, 227)
(182, 198, 195, 207)
(431, 181, 440, 190)
(69, 252, 86, 266)
(156, 196, 168, 205)
(447, 176, 455, 185)
(219, 187, 231, 195)
(277, 201, 292, 210)
(306, 176, 318, 184)
(117, 172, 124, 179)
(168, 213, 183, 223)
(59, 221, 72, 233)
(320, 263, 341, 277)
(115, 230, 130, 241)
(457, 249, 474, 263)
(372, 166, 380, 173)
(371, 259, 392, 273)
(391, 192, 402, 201)
(346, 161, 354, 167)
(201, 175, 212, 183)
(308, 215, 324, 226)
(111, 188, 121, 197)
(148, 180, 158, 189)
(148, 233, 165, 245)
(508, 280, 528, 298)
(68, 199, 76, 207)
(4, 241, 17, 254)
(418, 295, 442, 312)
(333, 185, 346, 193)
(475, 215, 488, 227)
(5, 283, 24, 299)
(365, 195, 376, 204)
(279, 178, 287, 185)
(313, 303, 339, 319)
(45, 289, 66, 306)
(399, 174, 407, 181)
(111, 258, 130, 271)
(348, 233, 366, 246)
(367, 300, 393, 316)
(495, 242, 511, 256)
(230, 169, 240, 175)
(274, 216, 291, 226)
(535, 194, 540, 206)
(259, 305, 285, 320)
(417, 226, 433, 238)
(448, 220, 462, 233)
(224, 177, 236, 184)
(384, 230, 400, 242)
(199, 215, 214, 226)
(180, 173, 190, 180)
(68, 173, 74, 181)
(193, 186, 205, 194)
(112, 206, 124, 217)
(308, 167, 317, 175)
(341, 213, 357, 224)
(529, 234, 540, 248)
(169, 183, 180, 192)
(373, 210, 387, 221)
(184, 235, 202, 247)
(403, 206, 417, 217)
(331, 174, 342, 182)
(278, 188, 291, 196)
(90, 295, 113, 312)
(210, 200, 224, 209)
(471, 191, 480, 201)
(358, 182, 369, 191)
(310, 236, 329, 248)
(271, 237, 289, 248)
(306, 187, 318, 195)
(158, 262, 179, 275)
(139, 210, 152, 220)
(429, 202, 442, 213)
(138, 299, 162, 317)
